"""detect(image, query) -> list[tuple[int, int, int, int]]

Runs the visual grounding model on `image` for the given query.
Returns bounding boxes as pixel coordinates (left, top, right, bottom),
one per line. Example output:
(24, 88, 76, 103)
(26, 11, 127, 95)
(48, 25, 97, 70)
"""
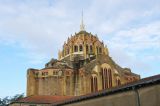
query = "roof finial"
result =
(80, 10, 85, 31)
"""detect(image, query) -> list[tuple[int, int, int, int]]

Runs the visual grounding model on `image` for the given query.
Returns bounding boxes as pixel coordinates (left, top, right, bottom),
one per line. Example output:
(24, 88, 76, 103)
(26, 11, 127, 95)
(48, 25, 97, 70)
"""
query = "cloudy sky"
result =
(0, 0, 160, 97)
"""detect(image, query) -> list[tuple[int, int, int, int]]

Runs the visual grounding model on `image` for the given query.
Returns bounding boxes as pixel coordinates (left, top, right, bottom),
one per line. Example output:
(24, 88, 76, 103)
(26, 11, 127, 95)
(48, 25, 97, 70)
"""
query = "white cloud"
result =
(106, 20, 160, 76)
(109, 21, 160, 51)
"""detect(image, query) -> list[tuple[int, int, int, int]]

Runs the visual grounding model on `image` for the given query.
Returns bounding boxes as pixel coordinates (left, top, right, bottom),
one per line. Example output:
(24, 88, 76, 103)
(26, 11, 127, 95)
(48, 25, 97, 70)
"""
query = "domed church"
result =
(27, 15, 140, 97)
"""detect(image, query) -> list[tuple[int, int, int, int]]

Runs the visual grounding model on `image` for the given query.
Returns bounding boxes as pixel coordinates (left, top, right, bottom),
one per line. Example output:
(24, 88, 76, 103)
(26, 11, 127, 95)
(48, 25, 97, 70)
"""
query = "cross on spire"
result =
(80, 10, 85, 31)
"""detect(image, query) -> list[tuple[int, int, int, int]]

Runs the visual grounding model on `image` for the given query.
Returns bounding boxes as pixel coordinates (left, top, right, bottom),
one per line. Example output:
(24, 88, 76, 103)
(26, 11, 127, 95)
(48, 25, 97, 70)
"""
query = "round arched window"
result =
(74, 45, 78, 52)
(79, 45, 83, 51)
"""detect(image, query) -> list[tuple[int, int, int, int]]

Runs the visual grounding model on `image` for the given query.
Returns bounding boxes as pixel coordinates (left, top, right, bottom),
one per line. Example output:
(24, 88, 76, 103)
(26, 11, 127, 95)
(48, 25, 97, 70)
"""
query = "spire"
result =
(80, 10, 85, 31)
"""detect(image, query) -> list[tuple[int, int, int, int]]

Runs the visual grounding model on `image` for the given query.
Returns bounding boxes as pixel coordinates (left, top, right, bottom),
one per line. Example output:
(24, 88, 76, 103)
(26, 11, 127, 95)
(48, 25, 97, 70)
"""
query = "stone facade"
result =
(27, 29, 140, 97)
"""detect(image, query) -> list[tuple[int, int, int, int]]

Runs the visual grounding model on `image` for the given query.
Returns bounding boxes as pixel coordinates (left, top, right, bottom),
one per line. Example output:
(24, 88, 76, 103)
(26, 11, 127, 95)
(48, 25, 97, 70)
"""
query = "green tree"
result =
(0, 93, 24, 106)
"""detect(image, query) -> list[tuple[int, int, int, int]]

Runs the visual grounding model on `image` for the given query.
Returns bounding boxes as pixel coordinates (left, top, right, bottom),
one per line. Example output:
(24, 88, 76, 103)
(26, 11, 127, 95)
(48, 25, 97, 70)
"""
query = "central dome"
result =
(58, 30, 109, 61)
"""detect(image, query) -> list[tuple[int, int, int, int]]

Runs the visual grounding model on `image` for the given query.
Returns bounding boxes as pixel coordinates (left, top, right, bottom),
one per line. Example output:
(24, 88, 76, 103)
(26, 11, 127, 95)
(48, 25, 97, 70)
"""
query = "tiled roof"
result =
(13, 95, 74, 104)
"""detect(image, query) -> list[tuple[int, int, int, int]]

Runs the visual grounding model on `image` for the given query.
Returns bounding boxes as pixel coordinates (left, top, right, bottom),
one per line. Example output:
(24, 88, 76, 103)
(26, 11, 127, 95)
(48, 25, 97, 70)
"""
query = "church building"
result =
(27, 15, 140, 97)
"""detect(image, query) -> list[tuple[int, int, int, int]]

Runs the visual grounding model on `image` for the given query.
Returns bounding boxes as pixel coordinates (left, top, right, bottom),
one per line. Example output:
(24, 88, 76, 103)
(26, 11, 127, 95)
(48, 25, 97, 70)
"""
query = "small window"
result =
(42, 72, 45, 76)
(74, 45, 78, 52)
(99, 47, 102, 53)
(90, 45, 93, 53)
(79, 45, 83, 51)
(35, 72, 39, 77)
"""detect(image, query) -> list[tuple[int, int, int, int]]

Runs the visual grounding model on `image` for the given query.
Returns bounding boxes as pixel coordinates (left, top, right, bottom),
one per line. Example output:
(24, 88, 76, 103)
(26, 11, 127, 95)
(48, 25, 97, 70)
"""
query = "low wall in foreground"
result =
(63, 85, 160, 106)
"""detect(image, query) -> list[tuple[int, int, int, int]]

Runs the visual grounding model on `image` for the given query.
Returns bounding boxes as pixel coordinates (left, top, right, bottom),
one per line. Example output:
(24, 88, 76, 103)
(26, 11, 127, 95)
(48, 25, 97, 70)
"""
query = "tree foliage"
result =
(0, 93, 24, 106)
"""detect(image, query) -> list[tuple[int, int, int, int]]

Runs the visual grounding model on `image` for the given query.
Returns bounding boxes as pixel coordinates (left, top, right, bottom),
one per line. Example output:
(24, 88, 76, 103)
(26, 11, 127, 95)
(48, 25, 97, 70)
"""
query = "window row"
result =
(90, 68, 112, 93)
(63, 45, 102, 55)
(90, 69, 121, 92)
(35, 71, 72, 77)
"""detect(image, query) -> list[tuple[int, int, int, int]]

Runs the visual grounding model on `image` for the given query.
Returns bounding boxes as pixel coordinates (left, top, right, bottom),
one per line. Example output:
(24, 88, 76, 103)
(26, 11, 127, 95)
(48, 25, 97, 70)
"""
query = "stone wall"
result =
(27, 68, 75, 96)
(27, 62, 139, 97)
(63, 84, 160, 106)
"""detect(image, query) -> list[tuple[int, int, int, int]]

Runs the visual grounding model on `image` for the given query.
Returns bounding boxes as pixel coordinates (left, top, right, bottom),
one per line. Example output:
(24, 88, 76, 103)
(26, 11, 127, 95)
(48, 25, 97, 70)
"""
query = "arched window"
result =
(79, 45, 83, 51)
(105, 68, 108, 88)
(101, 68, 104, 89)
(91, 76, 98, 92)
(116, 78, 121, 86)
(108, 69, 112, 88)
(91, 77, 94, 92)
(101, 68, 112, 89)
(101, 68, 108, 89)
(74, 45, 78, 52)
(90, 45, 93, 53)
(94, 77, 98, 91)
(99, 47, 102, 53)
